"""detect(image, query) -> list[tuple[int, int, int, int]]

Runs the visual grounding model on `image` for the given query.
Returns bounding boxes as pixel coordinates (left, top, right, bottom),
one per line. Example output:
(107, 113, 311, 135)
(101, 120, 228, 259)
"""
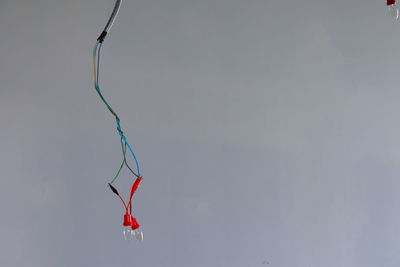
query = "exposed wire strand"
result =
(92, 41, 141, 177)
(119, 137, 139, 178)
(94, 0, 143, 218)
(96, 41, 101, 85)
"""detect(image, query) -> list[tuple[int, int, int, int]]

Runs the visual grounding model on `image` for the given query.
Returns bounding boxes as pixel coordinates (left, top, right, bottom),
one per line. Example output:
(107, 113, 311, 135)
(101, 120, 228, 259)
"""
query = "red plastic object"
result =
(388, 0, 396, 6)
(130, 177, 143, 199)
(123, 213, 133, 226)
(131, 216, 140, 230)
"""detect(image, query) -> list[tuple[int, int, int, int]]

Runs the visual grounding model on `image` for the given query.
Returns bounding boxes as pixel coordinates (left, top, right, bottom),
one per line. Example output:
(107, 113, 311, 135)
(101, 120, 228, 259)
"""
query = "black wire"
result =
(120, 137, 139, 178)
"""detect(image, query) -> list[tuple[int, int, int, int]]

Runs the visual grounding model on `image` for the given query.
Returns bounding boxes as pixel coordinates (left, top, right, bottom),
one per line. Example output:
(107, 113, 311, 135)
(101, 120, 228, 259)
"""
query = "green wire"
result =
(110, 158, 125, 185)
(109, 139, 128, 184)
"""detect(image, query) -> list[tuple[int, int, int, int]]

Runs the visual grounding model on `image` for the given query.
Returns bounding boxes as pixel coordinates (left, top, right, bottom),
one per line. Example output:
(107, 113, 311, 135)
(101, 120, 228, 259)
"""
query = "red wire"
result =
(117, 194, 128, 211)
(128, 177, 143, 214)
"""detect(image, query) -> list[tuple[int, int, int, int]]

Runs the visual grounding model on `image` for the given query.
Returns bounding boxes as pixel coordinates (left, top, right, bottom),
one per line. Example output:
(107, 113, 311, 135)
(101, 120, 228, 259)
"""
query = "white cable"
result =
(98, 0, 122, 42)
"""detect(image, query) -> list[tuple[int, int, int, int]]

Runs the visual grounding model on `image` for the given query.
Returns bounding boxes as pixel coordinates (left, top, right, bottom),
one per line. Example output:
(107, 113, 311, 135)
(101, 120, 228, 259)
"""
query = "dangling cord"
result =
(93, 40, 141, 178)
(109, 137, 140, 185)
(93, 0, 141, 178)
(119, 138, 139, 179)
(94, 0, 143, 222)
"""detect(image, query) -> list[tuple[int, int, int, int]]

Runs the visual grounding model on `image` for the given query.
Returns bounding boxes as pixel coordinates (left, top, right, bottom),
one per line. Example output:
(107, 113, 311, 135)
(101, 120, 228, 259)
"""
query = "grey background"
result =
(1, 0, 399, 266)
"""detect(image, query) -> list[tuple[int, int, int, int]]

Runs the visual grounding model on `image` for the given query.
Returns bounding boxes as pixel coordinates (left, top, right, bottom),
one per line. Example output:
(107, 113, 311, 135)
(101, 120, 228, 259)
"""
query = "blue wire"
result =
(116, 122, 141, 177)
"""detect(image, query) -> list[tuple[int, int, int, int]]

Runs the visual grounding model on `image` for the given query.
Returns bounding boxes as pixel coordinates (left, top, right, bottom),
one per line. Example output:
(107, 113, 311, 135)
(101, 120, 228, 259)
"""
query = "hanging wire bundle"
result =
(92, 0, 144, 242)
